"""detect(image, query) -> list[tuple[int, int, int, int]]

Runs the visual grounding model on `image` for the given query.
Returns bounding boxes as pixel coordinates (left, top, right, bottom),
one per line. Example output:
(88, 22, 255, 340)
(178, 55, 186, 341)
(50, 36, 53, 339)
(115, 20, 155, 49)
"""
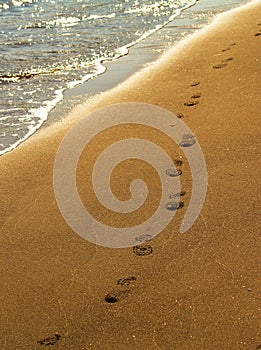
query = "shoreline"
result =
(0, 0, 249, 157)
(1, 1, 260, 349)
(24, 0, 253, 141)
(63, 0, 250, 99)
(0, 0, 199, 157)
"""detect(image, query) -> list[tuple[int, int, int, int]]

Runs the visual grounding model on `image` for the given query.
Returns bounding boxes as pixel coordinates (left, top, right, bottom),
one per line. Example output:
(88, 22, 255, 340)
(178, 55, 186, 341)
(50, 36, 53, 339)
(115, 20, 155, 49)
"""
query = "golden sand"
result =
(1, 1, 260, 349)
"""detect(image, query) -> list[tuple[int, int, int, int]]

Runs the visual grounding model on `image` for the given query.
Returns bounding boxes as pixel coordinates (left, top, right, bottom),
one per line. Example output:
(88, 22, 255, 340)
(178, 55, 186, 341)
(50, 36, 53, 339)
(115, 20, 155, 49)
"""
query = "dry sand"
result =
(1, 1, 261, 349)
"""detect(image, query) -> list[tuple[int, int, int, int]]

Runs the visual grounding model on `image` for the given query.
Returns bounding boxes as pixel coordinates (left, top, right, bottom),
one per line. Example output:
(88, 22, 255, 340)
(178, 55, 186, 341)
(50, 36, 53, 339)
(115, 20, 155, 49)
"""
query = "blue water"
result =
(0, 0, 247, 155)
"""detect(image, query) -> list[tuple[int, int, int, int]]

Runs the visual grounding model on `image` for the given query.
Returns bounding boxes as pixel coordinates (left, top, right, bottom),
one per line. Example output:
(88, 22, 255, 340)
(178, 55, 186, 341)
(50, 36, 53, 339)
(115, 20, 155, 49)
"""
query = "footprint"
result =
(191, 81, 200, 87)
(169, 190, 186, 199)
(174, 159, 183, 167)
(221, 43, 236, 52)
(254, 33, 261, 37)
(221, 57, 233, 62)
(191, 93, 201, 99)
(184, 101, 199, 106)
(105, 290, 129, 303)
(105, 276, 136, 303)
(212, 63, 227, 69)
(135, 233, 152, 243)
(179, 134, 196, 147)
(37, 334, 61, 346)
(165, 201, 184, 211)
(117, 276, 136, 286)
(105, 293, 119, 303)
(221, 47, 230, 52)
(133, 244, 153, 256)
(176, 112, 184, 119)
(166, 167, 182, 177)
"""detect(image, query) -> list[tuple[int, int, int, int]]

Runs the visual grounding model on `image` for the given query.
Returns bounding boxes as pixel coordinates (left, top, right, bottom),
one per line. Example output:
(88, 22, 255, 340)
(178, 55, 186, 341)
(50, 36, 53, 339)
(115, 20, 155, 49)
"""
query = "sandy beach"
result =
(1, 1, 261, 349)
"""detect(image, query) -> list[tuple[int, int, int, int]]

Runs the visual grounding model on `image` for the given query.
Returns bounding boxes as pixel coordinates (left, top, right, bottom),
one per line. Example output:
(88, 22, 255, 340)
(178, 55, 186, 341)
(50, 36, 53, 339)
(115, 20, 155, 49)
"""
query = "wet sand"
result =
(1, 1, 261, 349)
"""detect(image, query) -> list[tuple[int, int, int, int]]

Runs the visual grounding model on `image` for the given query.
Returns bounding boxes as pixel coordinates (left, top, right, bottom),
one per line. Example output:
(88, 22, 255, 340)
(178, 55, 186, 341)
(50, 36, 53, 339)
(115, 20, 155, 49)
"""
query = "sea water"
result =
(0, 0, 247, 155)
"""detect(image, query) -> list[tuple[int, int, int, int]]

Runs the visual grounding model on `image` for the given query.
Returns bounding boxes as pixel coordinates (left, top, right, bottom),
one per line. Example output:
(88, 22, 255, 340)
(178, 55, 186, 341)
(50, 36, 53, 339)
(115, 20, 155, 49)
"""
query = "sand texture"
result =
(1, 1, 261, 349)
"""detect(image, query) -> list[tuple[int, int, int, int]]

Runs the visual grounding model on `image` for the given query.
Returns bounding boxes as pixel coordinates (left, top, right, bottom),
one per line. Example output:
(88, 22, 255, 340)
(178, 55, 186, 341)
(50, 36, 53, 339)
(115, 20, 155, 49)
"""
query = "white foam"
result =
(46, 16, 80, 28)
(0, 87, 65, 156)
(58, 0, 259, 130)
(87, 13, 116, 20)
(1, 1, 199, 157)
(2, 0, 258, 156)
(104, 0, 260, 94)
(67, 62, 106, 89)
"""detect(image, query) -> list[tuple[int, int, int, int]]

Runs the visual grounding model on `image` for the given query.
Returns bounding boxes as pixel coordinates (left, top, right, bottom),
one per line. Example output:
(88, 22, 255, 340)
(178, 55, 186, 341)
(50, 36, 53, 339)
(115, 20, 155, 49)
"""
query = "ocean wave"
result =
(0, 0, 38, 12)
(0, 0, 208, 156)
(46, 16, 81, 28)
(86, 13, 116, 20)
(0, 67, 63, 82)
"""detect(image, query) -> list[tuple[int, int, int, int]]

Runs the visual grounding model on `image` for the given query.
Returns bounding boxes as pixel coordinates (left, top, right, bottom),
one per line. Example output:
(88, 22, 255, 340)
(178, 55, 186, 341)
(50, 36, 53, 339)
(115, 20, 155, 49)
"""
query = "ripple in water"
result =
(0, 0, 245, 155)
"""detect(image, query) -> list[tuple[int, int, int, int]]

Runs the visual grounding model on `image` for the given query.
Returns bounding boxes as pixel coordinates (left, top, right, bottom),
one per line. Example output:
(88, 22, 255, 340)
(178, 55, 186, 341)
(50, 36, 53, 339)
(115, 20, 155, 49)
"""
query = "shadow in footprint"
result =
(221, 47, 230, 52)
(254, 32, 261, 37)
(174, 159, 183, 167)
(184, 101, 199, 106)
(221, 57, 233, 62)
(176, 112, 184, 119)
(212, 63, 227, 69)
(166, 167, 182, 177)
(165, 201, 184, 211)
(37, 334, 61, 346)
(191, 81, 200, 87)
(117, 276, 136, 286)
(179, 134, 196, 147)
(221, 43, 236, 52)
(105, 290, 129, 303)
(169, 190, 186, 199)
(135, 233, 152, 243)
(191, 93, 201, 99)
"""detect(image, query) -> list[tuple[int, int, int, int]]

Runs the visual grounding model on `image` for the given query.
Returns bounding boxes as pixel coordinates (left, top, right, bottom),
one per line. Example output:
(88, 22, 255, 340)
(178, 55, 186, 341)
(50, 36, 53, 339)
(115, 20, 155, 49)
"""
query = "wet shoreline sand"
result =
(1, 1, 261, 349)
